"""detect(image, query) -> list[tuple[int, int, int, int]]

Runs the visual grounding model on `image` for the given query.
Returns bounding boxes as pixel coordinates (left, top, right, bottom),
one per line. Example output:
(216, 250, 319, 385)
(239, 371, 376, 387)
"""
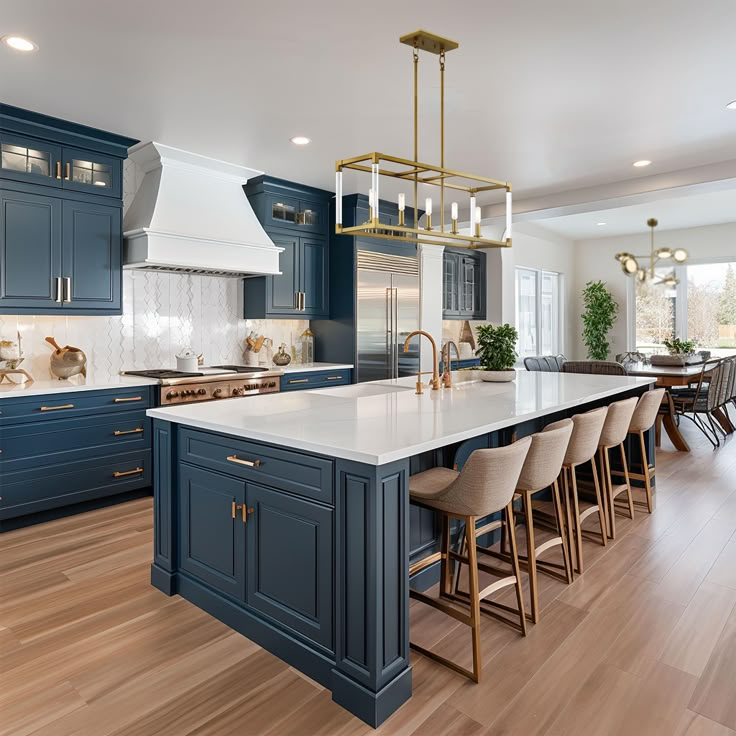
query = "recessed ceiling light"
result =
(1, 35, 38, 52)
(290, 136, 311, 146)
(597, 222, 607, 226)
(633, 160, 652, 168)
(727, 100, 736, 110)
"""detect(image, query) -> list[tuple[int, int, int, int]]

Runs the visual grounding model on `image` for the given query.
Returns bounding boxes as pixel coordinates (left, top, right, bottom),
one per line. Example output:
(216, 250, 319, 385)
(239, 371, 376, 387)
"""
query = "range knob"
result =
(166, 391, 179, 399)
(232, 387, 244, 396)
(213, 388, 223, 398)
(198, 388, 207, 395)
(268, 381, 276, 388)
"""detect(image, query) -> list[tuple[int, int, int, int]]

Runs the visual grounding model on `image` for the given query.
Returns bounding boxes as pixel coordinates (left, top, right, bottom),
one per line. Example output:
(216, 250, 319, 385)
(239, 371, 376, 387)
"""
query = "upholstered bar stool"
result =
(616, 388, 666, 513)
(408, 437, 532, 682)
(543, 408, 608, 576)
(488, 421, 573, 623)
(597, 396, 639, 538)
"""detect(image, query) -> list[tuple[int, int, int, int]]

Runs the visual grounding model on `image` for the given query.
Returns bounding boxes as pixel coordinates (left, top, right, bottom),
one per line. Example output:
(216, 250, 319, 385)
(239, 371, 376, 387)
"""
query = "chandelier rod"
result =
(413, 41, 419, 233)
(440, 47, 445, 233)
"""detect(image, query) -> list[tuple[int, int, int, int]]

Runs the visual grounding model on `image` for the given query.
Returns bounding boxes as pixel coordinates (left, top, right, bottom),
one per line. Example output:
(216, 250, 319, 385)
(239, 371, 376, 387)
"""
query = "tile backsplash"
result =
(0, 271, 309, 380)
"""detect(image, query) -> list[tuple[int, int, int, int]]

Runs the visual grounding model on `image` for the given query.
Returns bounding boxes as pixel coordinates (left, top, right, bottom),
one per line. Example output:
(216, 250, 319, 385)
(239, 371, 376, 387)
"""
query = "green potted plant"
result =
(581, 281, 619, 360)
(475, 323, 518, 382)
(662, 336, 696, 355)
(650, 335, 700, 366)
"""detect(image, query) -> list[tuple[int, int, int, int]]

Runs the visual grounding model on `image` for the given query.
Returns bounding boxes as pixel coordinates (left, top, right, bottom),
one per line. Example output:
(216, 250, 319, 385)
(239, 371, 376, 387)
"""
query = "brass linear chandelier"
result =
(615, 218, 688, 286)
(335, 30, 512, 250)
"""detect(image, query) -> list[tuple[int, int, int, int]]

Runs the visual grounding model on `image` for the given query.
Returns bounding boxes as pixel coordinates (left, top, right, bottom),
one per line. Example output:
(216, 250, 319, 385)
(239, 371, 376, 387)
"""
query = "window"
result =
(633, 260, 736, 357)
(515, 268, 562, 358)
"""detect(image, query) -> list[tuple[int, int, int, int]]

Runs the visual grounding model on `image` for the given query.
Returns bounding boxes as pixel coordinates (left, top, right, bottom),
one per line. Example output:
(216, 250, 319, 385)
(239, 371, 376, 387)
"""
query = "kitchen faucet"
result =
(442, 340, 460, 388)
(404, 331, 441, 395)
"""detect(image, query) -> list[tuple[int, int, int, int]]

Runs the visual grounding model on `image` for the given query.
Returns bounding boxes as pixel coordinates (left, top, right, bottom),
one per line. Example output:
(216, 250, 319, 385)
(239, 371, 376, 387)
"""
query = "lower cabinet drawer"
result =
(179, 428, 333, 504)
(0, 450, 151, 520)
(280, 369, 351, 392)
(0, 411, 149, 471)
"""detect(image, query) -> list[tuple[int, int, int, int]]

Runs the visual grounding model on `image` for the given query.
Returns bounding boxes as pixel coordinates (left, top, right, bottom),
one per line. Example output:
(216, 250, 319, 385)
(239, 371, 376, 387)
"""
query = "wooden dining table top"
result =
(625, 361, 710, 387)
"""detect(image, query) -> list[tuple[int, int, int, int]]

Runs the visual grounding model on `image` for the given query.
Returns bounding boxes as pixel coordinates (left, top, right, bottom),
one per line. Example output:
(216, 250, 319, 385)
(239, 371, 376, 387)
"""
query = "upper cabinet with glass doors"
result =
(442, 248, 486, 320)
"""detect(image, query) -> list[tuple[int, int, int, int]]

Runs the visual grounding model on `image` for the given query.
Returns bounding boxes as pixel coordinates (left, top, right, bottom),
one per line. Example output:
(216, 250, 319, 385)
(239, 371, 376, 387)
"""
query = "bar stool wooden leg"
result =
(505, 502, 527, 636)
(440, 513, 451, 599)
(638, 430, 653, 513)
(561, 467, 577, 576)
(552, 479, 573, 584)
(590, 457, 608, 548)
(601, 446, 616, 539)
(569, 465, 583, 574)
(522, 493, 540, 623)
(619, 443, 635, 521)
(465, 516, 482, 683)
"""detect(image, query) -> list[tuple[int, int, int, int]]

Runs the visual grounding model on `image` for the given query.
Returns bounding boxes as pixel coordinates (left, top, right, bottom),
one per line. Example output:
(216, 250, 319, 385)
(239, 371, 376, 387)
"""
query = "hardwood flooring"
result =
(2, 423, 736, 735)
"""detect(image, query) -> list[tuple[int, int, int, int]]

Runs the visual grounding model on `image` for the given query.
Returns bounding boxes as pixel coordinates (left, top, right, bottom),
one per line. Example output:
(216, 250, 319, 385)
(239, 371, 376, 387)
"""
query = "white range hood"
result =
(123, 142, 282, 277)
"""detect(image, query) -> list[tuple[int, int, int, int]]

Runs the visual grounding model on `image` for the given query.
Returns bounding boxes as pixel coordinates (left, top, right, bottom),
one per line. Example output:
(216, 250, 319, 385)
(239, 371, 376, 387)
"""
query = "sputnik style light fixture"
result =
(615, 218, 688, 286)
(334, 30, 512, 250)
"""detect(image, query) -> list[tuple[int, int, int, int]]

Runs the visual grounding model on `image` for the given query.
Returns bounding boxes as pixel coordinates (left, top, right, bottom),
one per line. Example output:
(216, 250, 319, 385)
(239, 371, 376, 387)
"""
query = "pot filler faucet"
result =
(404, 330, 441, 395)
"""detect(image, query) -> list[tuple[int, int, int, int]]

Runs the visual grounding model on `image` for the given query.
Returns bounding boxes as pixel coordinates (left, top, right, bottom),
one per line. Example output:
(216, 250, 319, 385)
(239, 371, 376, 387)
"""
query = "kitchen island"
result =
(147, 370, 655, 727)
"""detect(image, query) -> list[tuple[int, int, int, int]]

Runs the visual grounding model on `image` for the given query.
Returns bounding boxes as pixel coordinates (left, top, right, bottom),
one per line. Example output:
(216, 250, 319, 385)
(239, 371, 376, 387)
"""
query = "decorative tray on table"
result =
(649, 354, 704, 366)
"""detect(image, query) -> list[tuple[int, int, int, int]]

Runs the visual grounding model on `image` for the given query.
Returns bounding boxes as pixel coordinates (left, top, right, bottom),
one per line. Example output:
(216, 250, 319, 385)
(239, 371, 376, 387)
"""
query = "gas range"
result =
(122, 366, 283, 405)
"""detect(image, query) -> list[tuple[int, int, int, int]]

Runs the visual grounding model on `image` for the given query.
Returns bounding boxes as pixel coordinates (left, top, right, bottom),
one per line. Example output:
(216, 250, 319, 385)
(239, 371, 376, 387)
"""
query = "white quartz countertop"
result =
(0, 373, 159, 399)
(147, 370, 655, 465)
(276, 363, 353, 374)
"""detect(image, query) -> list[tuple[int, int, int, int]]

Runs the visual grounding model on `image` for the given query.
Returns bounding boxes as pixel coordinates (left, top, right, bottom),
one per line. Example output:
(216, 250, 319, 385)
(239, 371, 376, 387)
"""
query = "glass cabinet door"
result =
(60, 148, 121, 198)
(0, 134, 62, 185)
(443, 253, 459, 314)
(461, 257, 476, 313)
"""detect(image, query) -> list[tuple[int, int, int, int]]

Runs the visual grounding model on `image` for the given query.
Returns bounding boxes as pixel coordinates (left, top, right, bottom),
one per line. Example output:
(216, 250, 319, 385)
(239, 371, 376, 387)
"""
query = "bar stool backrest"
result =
(516, 420, 573, 493)
(562, 361, 627, 376)
(599, 396, 639, 447)
(440, 436, 533, 518)
(544, 407, 608, 466)
(629, 388, 667, 433)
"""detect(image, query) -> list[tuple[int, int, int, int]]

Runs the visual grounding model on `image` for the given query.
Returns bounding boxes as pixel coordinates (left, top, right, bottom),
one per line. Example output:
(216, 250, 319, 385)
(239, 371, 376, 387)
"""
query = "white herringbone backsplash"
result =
(0, 271, 309, 380)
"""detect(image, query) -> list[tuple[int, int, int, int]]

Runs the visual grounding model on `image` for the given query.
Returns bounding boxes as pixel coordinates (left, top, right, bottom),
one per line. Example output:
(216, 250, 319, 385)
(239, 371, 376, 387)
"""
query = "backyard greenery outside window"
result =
(515, 267, 562, 358)
(634, 260, 736, 357)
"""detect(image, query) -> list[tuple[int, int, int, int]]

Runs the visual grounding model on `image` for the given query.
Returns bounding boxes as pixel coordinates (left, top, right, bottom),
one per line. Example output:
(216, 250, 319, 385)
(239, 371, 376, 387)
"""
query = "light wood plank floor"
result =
(2, 423, 736, 735)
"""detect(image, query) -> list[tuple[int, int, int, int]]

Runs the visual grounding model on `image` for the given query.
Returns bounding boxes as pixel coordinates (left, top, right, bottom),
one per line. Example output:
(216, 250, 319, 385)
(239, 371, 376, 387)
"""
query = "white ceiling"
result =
(531, 186, 736, 240)
(2, 0, 736, 203)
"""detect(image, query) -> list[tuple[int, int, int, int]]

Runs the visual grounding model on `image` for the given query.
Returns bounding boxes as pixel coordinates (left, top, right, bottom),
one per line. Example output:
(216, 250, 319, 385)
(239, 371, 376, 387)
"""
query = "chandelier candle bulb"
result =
(335, 171, 343, 225)
(451, 202, 458, 233)
(506, 191, 513, 240)
(398, 193, 406, 225)
(469, 195, 477, 233)
(425, 197, 433, 230)
(475, 206, 482, 237)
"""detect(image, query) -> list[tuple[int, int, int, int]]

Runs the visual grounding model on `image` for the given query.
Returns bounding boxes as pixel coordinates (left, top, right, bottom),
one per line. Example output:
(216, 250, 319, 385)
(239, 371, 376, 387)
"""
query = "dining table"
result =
(625, 361, 733, 451)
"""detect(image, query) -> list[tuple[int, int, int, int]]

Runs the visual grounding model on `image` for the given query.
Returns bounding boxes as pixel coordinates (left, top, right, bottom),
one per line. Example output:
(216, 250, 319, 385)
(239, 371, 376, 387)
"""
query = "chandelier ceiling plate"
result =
(399, 30, 459, 55)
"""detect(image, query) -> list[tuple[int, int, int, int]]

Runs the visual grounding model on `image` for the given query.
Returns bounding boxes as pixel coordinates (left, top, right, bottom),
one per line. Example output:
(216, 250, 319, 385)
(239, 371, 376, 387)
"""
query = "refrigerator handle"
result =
(392, 287, 399, 379)
(386, 288, 393, 379)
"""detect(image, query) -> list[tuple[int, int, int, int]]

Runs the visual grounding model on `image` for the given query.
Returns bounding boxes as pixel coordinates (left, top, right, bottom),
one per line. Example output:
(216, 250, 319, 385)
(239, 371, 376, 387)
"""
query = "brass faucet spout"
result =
(442, 340, 461, 388)
(404, 330, 441, 393)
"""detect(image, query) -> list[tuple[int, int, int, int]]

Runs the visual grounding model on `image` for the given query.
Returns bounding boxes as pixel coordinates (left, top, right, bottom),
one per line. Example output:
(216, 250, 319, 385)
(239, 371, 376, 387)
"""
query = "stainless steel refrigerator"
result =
(356, 250, 420, 382)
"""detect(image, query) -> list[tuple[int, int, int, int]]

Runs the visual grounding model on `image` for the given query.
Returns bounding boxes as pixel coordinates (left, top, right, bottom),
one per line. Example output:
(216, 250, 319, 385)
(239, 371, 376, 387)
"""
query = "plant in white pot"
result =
(475, 323, 518, 382)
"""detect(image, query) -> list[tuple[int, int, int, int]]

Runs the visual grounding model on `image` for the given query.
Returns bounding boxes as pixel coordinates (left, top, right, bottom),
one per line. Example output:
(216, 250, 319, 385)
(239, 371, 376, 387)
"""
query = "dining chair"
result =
(562, 361, 627, 376)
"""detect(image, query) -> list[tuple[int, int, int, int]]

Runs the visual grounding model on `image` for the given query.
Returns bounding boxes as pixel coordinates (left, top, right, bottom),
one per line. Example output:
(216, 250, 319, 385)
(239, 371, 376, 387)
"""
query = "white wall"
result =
(573, 221, 736, 358)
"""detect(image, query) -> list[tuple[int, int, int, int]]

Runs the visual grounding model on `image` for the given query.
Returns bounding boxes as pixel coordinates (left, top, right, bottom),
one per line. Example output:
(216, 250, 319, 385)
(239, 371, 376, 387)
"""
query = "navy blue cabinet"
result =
(0, 104, 136, 315)
(179, 464, 246, 600)
(0, 386, 154, 529)
(243, 176, 331, 319)
(280, 368, 352, 391)
(443, 249, 485, 320)
(246, 482, 333, 651)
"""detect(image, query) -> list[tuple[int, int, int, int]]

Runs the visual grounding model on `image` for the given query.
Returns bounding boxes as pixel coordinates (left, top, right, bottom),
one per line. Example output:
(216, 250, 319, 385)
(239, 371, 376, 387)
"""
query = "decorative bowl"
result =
(479, 369, 516, 383)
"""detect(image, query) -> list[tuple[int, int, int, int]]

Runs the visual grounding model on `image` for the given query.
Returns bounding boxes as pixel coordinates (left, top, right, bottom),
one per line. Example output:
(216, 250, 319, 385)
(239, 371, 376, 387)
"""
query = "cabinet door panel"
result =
(61, 147, 122, 198)
(443, 252, 459, 316)
(62, 200, 121, 311)
(300, 237, 328, 316)
(269, 233, 300, 314)
(246, 483, 333, 651)
(180, 465, 246, 600)
(0, 189, 62, 310)
(0, 133, 62, 187)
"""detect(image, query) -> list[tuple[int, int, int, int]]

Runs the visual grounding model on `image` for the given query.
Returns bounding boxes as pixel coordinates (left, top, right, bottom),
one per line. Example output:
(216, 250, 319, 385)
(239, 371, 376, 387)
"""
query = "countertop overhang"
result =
(146, 371, 656, 465)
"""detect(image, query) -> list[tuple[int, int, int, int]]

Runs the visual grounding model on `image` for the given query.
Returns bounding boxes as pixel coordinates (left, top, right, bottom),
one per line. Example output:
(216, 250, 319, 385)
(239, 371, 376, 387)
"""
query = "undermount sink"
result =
(311, 383, 416, 398)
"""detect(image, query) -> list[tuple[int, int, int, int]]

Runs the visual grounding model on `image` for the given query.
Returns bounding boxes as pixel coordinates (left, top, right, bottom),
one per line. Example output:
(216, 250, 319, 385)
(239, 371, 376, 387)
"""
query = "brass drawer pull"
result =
(114, 396, 143, 403)
(40, 404, 75, 412)
(226, 455, 261, 468)
(287, 378, 309, 384)
(326, 376, 343, 381)
(55, 161, 62, 179)
(231, 502, 255, 522)
(113, 427, 144, 436)
(113, 467, 143, 478)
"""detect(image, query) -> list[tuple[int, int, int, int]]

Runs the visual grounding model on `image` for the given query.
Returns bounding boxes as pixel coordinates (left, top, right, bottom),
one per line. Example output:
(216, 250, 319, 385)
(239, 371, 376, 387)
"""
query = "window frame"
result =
(515, 266, 564, 360)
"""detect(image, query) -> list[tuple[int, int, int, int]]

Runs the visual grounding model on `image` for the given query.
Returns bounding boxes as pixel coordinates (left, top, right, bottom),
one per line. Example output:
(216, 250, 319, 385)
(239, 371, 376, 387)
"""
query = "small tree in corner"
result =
(581, 281, 618, 360)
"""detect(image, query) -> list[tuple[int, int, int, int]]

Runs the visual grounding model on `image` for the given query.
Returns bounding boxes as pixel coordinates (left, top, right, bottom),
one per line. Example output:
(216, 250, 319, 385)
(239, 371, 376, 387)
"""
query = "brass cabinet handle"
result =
(55, 161, 62, 179)
(55, 276, 63, 303)
(114, 396, 143, 403)
(300, 291, 306, 311)
(63, 277, 71, 303)
(231, 502, 254, 522)
(113, 467, 143, 478)
(326, 376, 343, 381)
(40, 403, 75, 411)
(226, 455, 261, 467)
(232, 501, 239, 519)
(64, 162, 71, 180)
(113, 427, 143, 436)
(287, 378, 309, 384)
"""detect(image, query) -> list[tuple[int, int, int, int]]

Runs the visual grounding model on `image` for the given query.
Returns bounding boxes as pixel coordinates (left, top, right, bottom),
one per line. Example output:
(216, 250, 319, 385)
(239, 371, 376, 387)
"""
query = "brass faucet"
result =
(441, 340, 460, 388)
(404, 330, 441, 395)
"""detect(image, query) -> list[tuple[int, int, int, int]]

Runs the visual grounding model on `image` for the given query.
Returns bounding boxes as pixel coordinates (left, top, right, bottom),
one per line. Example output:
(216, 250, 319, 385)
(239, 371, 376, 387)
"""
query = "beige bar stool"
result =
(408, 436, 532, 682)
(597, 396, 639, 539)
(544, 407, 608, 576)
(490, 420, 574, 623)
(613, 388, 666, 513)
